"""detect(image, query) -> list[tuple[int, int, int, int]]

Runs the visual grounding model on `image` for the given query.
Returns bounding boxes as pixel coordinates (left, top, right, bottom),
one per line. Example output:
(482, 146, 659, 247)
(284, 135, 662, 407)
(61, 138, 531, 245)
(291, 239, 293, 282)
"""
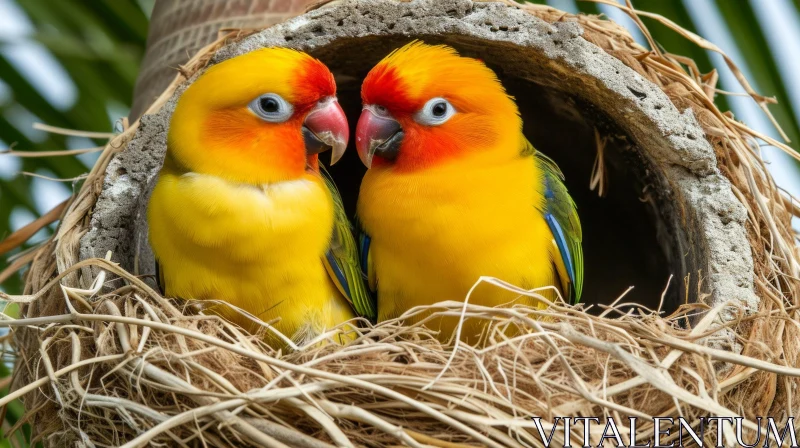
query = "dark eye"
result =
(248, 93, 293, 123)
(260, 97, 280, 113)
(415, 97, 455, 126)
(431, 101, 448, 117)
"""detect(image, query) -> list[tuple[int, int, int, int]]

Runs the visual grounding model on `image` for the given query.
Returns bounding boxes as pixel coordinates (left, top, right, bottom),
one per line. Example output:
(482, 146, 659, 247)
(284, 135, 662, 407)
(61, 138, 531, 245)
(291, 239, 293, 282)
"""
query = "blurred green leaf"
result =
(632, 0, 731, 113)
(714, 0, 800, 150)
(0, 3, 148, 441)
(1, 0, 147, 298)
(577, 1, 602, 15)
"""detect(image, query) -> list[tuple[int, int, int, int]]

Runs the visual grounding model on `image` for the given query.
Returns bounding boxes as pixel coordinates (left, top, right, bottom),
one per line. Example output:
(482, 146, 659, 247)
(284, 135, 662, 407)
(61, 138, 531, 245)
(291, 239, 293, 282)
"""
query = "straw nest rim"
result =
(3, 1, 799, 446)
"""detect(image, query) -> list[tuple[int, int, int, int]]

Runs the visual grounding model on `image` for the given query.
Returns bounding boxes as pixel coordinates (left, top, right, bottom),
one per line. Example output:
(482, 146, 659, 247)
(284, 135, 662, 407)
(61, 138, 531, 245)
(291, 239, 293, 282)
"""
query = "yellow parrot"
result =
(148, 48, 372, 346)
(355, 42, 583, 343)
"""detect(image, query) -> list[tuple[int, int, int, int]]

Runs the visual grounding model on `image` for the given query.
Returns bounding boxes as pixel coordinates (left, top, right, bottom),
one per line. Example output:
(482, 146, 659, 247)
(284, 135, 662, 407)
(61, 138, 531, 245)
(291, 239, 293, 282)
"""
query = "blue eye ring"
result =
(249, 93, 293, 123)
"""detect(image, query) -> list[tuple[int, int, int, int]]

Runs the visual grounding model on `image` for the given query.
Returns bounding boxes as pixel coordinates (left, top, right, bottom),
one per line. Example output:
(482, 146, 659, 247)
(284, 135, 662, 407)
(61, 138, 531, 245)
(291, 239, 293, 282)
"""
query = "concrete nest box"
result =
(81, 0, 757, 317)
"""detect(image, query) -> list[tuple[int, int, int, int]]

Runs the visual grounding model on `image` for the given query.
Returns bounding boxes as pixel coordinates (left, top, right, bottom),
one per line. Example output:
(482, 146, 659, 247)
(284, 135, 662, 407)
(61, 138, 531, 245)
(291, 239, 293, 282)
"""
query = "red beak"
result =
(355, 105, 404, 168)
(303, 96, 349, 165)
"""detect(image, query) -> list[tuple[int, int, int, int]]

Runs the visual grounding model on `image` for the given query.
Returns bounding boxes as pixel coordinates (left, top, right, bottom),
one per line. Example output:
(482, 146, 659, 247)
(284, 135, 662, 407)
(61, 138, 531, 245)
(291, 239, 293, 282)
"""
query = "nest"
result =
(3, 1, 800, 447)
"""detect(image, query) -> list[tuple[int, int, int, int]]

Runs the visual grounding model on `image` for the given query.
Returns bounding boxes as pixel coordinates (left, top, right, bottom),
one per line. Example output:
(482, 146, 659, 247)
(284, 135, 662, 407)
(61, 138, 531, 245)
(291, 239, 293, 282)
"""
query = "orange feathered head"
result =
(168, 48, 348, 184)
(356, 41, 521, 172)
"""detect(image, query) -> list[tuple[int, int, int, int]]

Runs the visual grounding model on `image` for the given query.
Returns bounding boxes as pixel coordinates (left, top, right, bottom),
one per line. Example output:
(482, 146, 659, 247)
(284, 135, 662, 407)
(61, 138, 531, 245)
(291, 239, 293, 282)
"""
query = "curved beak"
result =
(302, 96, 349, 165)
(355, 105, 404, 168)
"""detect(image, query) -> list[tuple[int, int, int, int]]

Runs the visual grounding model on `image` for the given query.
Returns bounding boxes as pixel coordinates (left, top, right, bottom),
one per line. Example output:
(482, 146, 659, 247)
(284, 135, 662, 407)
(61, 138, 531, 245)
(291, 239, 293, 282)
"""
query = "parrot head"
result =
(167, 48, 348, 184)
(356, 41, 522, 172)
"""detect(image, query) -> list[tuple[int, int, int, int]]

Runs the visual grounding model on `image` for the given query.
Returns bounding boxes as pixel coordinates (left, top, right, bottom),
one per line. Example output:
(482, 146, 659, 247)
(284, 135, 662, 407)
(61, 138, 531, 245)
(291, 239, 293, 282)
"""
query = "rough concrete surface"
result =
(80, 0, 757, 321)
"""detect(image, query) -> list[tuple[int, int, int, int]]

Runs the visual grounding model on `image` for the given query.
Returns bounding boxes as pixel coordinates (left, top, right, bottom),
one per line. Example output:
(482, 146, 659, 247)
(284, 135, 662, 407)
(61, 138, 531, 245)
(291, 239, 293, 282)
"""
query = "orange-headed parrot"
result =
(148, 48, 371, 346)
(355, 42, 582, 342)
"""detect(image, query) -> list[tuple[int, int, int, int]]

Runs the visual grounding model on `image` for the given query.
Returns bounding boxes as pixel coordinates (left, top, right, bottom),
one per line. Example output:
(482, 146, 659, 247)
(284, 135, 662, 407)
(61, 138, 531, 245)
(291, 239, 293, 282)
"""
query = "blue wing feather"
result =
(325, 249, 351, 298)
(527, 139, 583, 303)
(357, 223, 379, 308)
(318, 167, 376, 320)
(544, 212, 577, 298)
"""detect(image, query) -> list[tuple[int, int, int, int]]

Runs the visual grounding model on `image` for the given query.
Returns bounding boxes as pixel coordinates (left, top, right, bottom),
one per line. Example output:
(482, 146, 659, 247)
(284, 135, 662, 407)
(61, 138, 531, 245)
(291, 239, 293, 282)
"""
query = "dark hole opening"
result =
(314, 35, 681, 315)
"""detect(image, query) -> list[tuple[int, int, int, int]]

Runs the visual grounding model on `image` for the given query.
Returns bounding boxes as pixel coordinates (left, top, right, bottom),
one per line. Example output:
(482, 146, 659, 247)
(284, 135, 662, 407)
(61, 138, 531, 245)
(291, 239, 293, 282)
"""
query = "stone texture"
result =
(80, 0, 757, 319)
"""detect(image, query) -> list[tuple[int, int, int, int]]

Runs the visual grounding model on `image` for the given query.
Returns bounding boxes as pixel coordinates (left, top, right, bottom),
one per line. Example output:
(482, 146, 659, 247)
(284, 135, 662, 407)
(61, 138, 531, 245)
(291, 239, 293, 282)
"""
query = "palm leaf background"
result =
(0, 0, 151, 444)
(0, 0, 798, 445)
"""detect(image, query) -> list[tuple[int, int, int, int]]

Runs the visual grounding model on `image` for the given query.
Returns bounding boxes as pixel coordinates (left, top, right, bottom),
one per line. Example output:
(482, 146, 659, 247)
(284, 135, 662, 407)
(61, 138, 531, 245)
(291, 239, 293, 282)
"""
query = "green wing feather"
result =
(524, 139, 584, 303)
(319, 167, 377, 320)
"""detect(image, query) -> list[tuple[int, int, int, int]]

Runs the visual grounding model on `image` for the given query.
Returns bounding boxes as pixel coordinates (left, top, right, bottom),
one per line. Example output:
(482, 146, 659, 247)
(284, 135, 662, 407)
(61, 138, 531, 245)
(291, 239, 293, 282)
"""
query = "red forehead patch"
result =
(361, 64, 417, 115)
(294, 58, 336, 104)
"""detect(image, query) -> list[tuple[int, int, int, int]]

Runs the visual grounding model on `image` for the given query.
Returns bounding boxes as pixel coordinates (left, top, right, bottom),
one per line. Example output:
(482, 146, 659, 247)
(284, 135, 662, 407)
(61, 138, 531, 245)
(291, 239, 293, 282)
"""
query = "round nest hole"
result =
(324, 39, 680, 312)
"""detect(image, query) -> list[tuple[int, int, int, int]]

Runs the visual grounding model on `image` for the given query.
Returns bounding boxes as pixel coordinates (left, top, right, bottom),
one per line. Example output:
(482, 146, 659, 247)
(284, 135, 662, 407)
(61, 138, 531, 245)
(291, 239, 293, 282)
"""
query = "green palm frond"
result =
(713, 0, 800, 147)
(0, 1, 150, 445)
(1, 0, 149, 294)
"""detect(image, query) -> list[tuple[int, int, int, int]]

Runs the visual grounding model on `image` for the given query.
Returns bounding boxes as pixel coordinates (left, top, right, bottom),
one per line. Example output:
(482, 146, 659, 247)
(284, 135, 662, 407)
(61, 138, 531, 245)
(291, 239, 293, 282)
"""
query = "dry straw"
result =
(2, 1, 799, 446)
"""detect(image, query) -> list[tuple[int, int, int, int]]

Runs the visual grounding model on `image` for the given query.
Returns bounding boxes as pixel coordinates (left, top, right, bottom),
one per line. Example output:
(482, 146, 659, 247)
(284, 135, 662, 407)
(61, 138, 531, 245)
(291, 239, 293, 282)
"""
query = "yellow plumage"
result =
(358, 142, 556, 342)
(356, 42, 582, 343)
(148, 48, 360, 346)
(149, 166, 354, 342)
